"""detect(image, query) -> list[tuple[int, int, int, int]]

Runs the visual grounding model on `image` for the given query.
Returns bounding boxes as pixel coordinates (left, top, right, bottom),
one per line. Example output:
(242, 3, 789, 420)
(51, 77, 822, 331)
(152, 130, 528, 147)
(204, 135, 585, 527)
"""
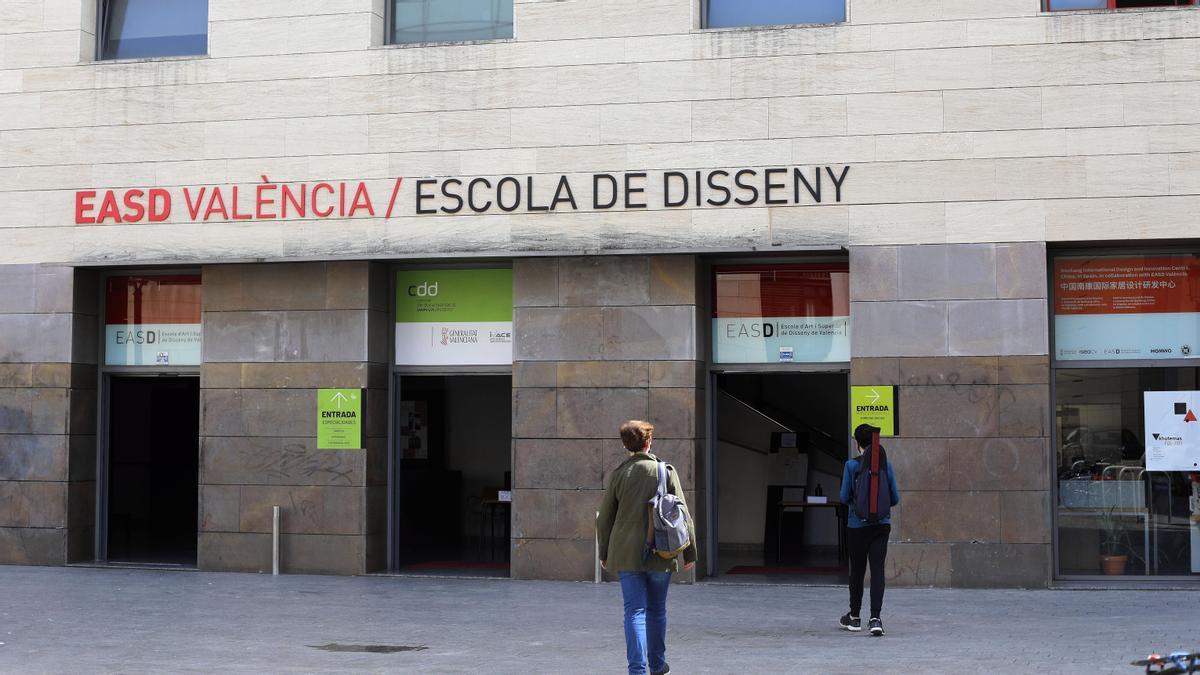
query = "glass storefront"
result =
(1053, 253, 1200, 579)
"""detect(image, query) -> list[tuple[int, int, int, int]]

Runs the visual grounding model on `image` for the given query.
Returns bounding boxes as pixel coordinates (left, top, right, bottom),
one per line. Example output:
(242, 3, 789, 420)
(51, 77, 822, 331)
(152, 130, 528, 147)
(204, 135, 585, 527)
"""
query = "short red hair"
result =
(619, 420, 654, 452)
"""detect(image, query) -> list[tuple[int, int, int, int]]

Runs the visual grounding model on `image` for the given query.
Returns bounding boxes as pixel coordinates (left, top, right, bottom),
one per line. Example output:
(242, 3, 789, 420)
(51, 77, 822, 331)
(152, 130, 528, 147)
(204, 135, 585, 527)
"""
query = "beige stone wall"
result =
(2, 2, 1199, 263)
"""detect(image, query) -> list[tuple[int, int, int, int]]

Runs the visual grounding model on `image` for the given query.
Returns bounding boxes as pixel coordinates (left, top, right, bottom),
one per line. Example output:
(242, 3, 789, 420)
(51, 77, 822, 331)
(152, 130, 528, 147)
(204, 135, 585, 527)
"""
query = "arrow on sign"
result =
(331, 392, 349, 409)
(865, 389, 881, 405)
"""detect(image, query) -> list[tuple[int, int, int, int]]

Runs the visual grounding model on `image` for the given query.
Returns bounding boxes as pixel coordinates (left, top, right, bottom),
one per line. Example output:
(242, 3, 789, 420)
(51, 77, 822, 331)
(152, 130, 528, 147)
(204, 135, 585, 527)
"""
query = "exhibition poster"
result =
(1144, 391, 1200, 471)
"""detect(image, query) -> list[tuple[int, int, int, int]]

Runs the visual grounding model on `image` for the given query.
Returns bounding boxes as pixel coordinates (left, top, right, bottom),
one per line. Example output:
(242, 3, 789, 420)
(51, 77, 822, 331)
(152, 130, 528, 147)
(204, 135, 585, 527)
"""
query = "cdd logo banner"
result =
(395, 269, 513, 366)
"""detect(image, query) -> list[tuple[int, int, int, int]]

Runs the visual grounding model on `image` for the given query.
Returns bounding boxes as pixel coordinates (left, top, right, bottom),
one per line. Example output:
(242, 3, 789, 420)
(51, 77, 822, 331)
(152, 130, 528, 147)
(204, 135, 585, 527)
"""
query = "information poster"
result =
(1054, 256, 1200, 361)
(395, 269, 513, 366)
(1144, 391, 1200, 471)
(105, 275, 202, 366)
(851, 386, 897, 437)
(713, 264, 850, 364)
(317, 388, 362, 450)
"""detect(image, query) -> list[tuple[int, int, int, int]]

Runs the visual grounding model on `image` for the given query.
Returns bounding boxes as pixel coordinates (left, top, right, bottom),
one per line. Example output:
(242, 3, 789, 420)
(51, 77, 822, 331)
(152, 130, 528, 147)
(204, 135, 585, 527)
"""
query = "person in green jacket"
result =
(597, 420, 698, 675)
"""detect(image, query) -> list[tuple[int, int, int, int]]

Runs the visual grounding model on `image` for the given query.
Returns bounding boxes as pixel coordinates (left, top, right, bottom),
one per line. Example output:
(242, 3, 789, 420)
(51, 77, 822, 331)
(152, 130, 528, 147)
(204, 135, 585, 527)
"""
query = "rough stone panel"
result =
(560, 256, 650, 307)
(202, 310, 370, 363)
(557, 388, 647, 439)
(513, 258, 559, 308)
(514, 439, 606, 490)
(68, 387, 96, 436)
(885, 437, 950, 492)
(0, 481, 67, 528)
(514, 361, 556, 388)
(647, 387, 696, 439)
(602, 306, 696, 361)
(33, 364, 73, 389)
(203, 263, 330, 312)
(948, 299, 1048, 357)
(949, 437, 1049, 491)
(1001, 491, 1051, 545)
(238, 485, 364, 536)
(199, 485, 240, 532)
(201, 363, 242, 390)
(997, 384, 1050, 437)
(648, 361, 698, 388)
(649, 255, 696, 305)
(899, 385, 998, 438)
(557, 361, 648, 388)
(513, 387, 557, 438)
(558, 489, 603, 540)
(511, 537, 594, 581)
(0, 434, 68, 481)
(198, 531, 271, 573)
(201, 388, 315, 438)
(898, 356, 997, 387)
(324, 261, 372, 310)
(850, 301, 948, 358)
(511, 489, 557, 539)
(650, 438, 696, 490)
(0, 527, 66, 566)
(70, 314, 99, 365)
(31, 389, 69, 435)
(850, 357, 899, 386)
(950, 543, 1049, 588)
(365, 436, 388, 487)
(280, 533, 364, 574)
(513, 307, 605, 361)
(201, 437, 365, 487)
(898, 244, 998, 301)
(886, 542, 952, 587)
(0, 365, 33, 388)
(995, 242, 1047, 299)
(0, 264, 37, 314)
(897, 491, 1001, 543)
(997, 356, 1050, 385)
(233, 363, 375, 389)
(849, 246, 898, 302)
(66, 480, 95, 563)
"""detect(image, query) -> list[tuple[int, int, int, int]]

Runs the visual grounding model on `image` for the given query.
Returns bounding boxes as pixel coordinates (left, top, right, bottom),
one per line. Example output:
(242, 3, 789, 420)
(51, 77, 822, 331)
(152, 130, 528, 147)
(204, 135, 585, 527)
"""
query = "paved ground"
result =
(0, 566, 1196, 674)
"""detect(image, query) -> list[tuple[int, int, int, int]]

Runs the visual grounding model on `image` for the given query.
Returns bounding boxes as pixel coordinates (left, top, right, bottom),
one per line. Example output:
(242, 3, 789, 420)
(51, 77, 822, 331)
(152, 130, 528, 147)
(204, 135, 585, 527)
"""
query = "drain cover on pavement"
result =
(309, 643, 427, 653)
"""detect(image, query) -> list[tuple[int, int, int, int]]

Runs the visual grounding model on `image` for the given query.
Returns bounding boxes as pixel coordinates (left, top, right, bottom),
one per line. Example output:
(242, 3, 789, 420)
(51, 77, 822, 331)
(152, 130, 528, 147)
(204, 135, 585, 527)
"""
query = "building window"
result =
(704, 0, 846, 29)
(1046, 0, 1194, 10)
(390, 0, 513, 45)
(99, 0, 208, 60)
(104, 275, 202, 366)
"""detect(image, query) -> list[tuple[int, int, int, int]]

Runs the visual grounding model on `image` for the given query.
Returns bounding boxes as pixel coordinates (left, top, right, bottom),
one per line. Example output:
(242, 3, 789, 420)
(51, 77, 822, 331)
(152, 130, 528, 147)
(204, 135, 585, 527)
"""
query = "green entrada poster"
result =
(317, 388, 361, 450)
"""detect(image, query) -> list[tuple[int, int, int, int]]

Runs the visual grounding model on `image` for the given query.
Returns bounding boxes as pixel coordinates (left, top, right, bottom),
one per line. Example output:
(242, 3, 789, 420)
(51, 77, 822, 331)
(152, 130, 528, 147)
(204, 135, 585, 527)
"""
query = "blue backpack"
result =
(852, 436, 891, 524)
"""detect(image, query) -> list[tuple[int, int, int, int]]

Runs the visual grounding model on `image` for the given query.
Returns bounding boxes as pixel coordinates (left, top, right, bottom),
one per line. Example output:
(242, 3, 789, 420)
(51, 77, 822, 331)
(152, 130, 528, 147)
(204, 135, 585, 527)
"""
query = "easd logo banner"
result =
(395, 269, 513, 366)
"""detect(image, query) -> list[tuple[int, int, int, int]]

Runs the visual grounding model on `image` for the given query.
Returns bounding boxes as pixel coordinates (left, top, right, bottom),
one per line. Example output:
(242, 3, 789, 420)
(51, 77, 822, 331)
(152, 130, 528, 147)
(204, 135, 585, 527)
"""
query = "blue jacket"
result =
(839, 455, 900, 528)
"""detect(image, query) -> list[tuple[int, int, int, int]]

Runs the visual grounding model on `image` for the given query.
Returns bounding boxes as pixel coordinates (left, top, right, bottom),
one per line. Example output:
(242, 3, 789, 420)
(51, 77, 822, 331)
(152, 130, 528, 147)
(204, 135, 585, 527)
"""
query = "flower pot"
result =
(1100, 554, 1129, 575)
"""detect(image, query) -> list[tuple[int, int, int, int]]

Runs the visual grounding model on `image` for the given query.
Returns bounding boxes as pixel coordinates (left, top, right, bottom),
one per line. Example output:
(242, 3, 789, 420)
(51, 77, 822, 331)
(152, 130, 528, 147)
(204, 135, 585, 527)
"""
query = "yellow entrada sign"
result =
(851, 386, 897, 437)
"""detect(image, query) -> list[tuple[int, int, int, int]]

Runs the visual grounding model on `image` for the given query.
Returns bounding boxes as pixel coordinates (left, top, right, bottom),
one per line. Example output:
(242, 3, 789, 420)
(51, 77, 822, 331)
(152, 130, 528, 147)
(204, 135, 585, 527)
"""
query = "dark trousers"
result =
(847, 524, 890, 619)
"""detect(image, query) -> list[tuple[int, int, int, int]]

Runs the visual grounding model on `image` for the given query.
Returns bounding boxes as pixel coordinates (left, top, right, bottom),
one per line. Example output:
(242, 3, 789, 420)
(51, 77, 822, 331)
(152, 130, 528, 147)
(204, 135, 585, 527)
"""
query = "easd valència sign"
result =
(72, 165, 850, 224)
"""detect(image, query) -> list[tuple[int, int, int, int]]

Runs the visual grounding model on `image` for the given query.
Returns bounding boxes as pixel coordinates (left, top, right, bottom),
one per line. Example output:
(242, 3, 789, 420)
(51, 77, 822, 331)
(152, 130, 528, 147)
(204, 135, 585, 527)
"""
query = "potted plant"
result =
(1097, 507, 1143, 575)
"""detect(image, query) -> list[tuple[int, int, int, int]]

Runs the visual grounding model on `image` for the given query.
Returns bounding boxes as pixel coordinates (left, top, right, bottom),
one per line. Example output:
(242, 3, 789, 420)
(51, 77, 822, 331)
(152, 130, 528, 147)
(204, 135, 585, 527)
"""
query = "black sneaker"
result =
(651, 664, 670, 675)
(839, 613, 861, 632)
(869, 617, 884, 636)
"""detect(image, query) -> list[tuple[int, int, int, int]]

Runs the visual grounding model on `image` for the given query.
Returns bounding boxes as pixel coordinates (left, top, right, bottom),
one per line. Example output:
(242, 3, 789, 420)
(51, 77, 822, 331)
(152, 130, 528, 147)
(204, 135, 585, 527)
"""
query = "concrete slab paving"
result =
(0, 566, 1195, 674)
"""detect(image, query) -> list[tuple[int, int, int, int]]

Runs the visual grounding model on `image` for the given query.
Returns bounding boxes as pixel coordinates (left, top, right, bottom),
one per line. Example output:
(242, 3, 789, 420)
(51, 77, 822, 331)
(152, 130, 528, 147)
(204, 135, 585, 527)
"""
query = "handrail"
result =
(719, 389, 793, 432)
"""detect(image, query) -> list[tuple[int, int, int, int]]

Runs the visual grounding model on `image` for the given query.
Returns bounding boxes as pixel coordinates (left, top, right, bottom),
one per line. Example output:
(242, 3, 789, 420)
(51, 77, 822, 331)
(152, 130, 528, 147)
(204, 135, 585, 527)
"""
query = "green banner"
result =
(851, 385, 897, 437)
(395, 269, 512, 323)
(317, 388, 361, 450)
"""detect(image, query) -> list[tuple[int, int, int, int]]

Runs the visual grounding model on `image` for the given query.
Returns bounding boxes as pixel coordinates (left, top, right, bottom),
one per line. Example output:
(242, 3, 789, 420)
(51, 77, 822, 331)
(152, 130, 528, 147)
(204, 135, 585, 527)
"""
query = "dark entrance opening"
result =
(714, 371, 850, 583)
(394, 374, 512, 577)
(106, 375, 199, 565)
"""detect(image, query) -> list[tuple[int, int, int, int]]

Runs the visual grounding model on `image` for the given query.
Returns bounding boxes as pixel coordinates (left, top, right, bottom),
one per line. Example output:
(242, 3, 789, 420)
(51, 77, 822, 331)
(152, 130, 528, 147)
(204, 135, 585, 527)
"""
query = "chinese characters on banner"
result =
(712, 264, 850, 364)
(1054, 256, 1200, 361)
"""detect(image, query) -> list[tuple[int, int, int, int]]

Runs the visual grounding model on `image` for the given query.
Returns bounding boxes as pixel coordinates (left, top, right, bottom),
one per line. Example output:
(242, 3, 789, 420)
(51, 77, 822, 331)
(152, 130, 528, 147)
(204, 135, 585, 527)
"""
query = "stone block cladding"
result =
(511, 255, 703, 581)
(0, 264, 97, 565)
(850, 243, 1051, 588)
(198, 262, 390, 574)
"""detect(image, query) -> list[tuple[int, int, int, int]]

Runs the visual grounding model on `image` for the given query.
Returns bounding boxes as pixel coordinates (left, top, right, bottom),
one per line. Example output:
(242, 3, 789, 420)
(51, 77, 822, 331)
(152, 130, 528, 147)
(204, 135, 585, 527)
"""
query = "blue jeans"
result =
(618, 571, 671, 675)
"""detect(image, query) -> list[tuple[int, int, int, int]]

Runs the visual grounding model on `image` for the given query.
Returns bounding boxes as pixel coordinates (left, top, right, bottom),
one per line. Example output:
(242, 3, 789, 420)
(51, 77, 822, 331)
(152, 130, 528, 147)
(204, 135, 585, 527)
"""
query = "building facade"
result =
(2, 0, 1199, 588)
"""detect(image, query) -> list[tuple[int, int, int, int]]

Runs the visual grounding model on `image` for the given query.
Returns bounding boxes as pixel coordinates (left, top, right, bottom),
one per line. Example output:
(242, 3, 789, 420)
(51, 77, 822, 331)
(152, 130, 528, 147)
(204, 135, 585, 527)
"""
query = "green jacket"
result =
(596, 452, 698, 574)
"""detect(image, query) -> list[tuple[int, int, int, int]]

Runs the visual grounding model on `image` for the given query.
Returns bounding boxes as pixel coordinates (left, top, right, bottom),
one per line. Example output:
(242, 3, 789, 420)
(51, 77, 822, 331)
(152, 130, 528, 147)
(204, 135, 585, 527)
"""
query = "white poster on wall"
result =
(1144, 391, 1200, 471)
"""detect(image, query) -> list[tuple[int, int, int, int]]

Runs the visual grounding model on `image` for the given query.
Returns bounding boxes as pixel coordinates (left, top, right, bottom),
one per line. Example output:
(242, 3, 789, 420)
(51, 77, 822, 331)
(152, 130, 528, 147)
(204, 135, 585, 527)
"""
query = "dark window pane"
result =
(707, 0, 845, 28)
(102, 0, 208, 60)
(392, 0, 513, 44)
(1047, 0, 1107, 9)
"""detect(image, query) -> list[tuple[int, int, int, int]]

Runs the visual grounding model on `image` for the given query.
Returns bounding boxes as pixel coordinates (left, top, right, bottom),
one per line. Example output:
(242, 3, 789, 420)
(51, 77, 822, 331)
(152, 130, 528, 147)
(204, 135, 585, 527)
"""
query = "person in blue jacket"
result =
(839, 423, 900, 636)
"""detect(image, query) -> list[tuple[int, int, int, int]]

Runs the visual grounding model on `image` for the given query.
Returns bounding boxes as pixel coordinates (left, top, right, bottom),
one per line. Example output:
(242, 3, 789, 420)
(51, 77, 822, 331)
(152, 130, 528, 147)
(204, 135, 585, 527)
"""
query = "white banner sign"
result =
(1144, 391, 1200, 471)
(104, 323, 202, 366)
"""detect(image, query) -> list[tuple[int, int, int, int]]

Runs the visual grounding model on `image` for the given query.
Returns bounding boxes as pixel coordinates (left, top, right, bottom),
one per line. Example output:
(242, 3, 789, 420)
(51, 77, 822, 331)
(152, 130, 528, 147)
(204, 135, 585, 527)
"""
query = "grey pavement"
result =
(0, 566, 1196, 674)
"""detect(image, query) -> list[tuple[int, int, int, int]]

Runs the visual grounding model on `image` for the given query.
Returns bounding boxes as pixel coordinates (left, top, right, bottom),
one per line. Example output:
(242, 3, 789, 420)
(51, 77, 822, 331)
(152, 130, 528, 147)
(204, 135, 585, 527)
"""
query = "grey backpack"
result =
(646, 461, 690, 560)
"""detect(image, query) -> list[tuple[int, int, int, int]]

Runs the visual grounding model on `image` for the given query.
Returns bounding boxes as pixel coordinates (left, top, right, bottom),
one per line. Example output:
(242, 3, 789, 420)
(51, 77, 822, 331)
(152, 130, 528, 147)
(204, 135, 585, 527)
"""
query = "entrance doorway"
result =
(105, 375, 199, 565)
(713, 371, 849, 582)
(393, 374, 512, 576)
